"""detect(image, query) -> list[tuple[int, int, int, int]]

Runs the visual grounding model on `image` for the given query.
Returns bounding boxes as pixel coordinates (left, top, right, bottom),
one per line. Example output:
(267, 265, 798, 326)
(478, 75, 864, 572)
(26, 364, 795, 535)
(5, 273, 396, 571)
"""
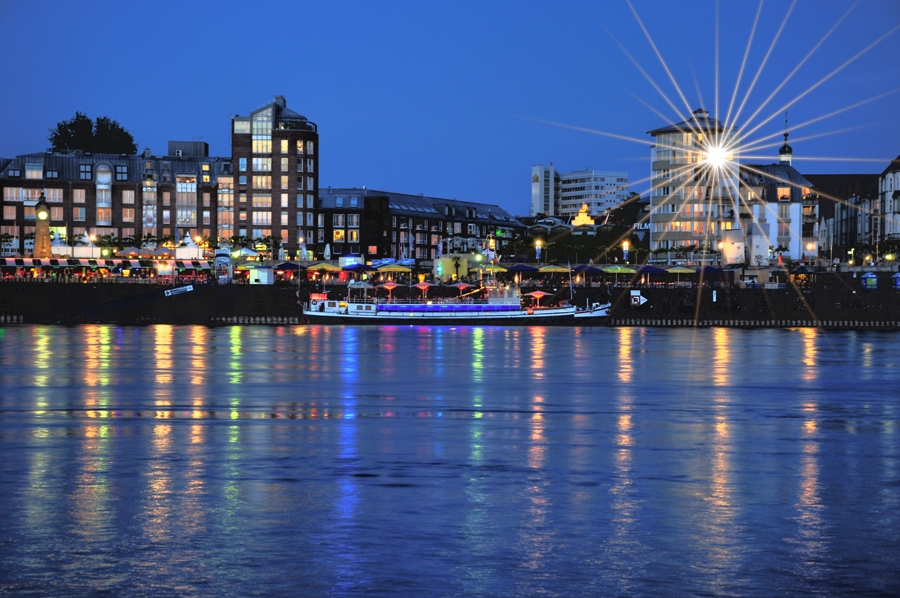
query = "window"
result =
(368, 245, 378, 255)
(333, 229, 345, 242)
(115, 165, 128, 181)
(234, 120, 250, 134)
(239, 210, 247, 222)
(280, 157, 289, 172)
(348, 214, 359, 228)
(777, 187, 791, 200)
(25, 164, 43, 179)
(80, 164, 91, 180)
(307, 195, 314, 208)
(317, 214, 324, 227)
(307, 141, 314, 155)
(239, 158, 247, 172)
(306, 212, 314, 226)
(163, 192, 171, 206)
(122, 208, 135, 222)
(50, 207, 63, 221)
(253, 175, 271, 189)
(349, 197, 358, 208)
(252, 138, 272, 153)
(203, 211, 211, 226)
(163, 210, 170, 224)
(297, 140, 304, 155)
(348, 230, 359, 242)
(44, 188, 63, 202)
(46, 170, 58, 179)
(280, 139, 288, 153)
(336, 197, 344, 207)
(203, 192, 210, 207)
(252, 157, 272, 172)
(281, 176, 288, 189)
(296, 176, 304, 190)
(252, 194, 272, 208)
(74, 207, 86, 221)
(280, 213, 288, 226)
(281, 193, 288, 208)
(7, 168, 20, 177)
(122, 190, 135, 204)
(307, 176, 314, 191)
(96, 208, 111, 225)
(306, 158, 314, 173)
(252, 212, 271, 225)
(3, 206, 14, 220)
(333, 214, 345, 227)
(239, 175, 247, 185)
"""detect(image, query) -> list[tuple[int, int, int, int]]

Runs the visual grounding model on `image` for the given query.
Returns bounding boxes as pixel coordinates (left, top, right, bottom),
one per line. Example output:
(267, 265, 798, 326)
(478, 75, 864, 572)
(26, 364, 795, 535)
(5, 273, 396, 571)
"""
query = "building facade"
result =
(230, 96, 318, 258)
(648, 108, 740, 255)
(531, 164, 629, 218)
(1, 143, 230, 256)
(558, 168, 629, 218)
(880, 154, 900, 242)
(319, 188, 523, 263)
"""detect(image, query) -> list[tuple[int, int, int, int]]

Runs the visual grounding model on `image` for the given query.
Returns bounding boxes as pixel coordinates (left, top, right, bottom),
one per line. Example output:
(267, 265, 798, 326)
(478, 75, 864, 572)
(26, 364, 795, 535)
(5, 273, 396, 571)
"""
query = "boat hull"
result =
(301, 303, 609, 326)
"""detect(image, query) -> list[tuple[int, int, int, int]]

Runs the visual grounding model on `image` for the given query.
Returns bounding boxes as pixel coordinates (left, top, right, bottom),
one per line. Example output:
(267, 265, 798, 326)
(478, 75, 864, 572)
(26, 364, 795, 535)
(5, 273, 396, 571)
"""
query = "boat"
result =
(301, 285, 610, 325)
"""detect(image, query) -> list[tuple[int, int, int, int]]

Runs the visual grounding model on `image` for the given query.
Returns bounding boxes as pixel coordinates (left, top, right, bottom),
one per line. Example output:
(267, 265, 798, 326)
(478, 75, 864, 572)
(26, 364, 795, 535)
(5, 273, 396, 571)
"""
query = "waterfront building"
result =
(1, 143, 230, 256)
(530, 164, 629, 218)
(230, 96, 318, 259)
(648, 109, 817, 264)
(318, 188, 523, 264)
(880, 154, 900, 243)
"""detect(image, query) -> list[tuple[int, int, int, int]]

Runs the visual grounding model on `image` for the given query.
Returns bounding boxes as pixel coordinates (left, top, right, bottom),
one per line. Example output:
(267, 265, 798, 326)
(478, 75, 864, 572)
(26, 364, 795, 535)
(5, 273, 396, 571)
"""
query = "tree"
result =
(48, 112, 137, 154)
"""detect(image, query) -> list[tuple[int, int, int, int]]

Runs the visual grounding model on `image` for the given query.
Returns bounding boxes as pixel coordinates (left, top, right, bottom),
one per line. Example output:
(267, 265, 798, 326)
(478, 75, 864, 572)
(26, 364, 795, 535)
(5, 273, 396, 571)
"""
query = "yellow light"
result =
(623, 240, 629, 250)
(717, 241, 724, 250)
(886, 253, 895, 261)
(298, 236, 304, 244)
(535, 239, 542, 248)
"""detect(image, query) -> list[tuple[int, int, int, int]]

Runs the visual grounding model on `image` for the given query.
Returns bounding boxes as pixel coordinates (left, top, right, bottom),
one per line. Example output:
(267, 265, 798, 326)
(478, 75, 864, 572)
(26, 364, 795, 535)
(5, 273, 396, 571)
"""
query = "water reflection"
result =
(617, 327, 633, 383)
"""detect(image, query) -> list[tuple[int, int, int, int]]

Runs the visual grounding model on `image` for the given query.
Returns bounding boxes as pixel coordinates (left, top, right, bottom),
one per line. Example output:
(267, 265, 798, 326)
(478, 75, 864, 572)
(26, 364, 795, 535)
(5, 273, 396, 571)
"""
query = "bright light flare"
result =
(703, 144, 730, 168)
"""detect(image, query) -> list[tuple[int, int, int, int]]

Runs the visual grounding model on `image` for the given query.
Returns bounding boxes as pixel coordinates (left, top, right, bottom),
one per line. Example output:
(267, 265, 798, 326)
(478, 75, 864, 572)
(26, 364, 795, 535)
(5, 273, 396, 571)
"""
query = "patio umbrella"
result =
(667, 265, 695, 283)
(603, 264, 636, 285)
(414, 281, 433, 299)
(483, 263, 507, 273)
(116, 246, 142, 257)
(539, 264, 569, 273)
(450, 281, 472, 296)
(234, 247, 258, 257)
(379, 281, 399, 301)
(275, 262, 304, 270)
(307, 262, 341, 272)
(507, 264, 539, 273)
(343, 263, 378, 272)
(151, 247, 174, 257)
(378, 264, 412, 273)
(525, 290, 551, 306)
(572, 264, 604, 274)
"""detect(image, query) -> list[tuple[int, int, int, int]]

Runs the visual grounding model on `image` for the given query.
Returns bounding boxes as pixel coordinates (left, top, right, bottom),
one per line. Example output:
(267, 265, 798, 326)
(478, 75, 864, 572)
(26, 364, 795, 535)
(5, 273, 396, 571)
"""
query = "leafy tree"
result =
(48, 112, 137, 154)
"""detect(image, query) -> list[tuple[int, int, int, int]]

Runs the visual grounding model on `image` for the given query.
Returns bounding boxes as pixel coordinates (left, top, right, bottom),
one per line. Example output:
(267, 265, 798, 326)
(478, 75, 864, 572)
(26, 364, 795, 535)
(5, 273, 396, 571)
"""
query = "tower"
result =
(32, 191, 52, 259)
(779, 112, 793, 166)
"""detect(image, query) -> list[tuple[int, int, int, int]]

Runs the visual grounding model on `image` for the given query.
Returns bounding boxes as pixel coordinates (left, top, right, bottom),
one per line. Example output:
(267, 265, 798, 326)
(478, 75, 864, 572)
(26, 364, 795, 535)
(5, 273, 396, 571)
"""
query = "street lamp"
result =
(622, 240, 630, 265)
(534, 238, 543, 264)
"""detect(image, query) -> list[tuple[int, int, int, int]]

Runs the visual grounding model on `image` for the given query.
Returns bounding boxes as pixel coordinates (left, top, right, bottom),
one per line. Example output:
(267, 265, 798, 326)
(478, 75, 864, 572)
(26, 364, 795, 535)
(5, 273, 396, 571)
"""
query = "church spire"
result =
(779, 111, 793, 165)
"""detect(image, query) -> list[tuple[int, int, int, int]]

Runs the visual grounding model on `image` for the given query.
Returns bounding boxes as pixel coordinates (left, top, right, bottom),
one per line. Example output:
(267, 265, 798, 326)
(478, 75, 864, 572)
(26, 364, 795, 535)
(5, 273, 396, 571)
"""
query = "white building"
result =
(880, 154, 900, 242)
(531, 164, 629, 218)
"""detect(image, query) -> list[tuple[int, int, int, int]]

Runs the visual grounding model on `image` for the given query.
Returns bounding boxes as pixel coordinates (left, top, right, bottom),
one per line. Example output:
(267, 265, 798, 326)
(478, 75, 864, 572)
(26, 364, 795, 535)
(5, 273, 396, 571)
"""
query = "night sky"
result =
(2, 0, 898, 215)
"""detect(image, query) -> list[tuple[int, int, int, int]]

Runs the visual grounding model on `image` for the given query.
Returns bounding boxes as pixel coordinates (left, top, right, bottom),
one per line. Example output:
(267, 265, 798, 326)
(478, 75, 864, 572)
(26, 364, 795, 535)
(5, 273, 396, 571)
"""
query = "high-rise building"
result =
(647, 108, 740, 254)
(531, 164, 629, 218)
(230, 96, 318, 258)
(558, 168, 629, 217)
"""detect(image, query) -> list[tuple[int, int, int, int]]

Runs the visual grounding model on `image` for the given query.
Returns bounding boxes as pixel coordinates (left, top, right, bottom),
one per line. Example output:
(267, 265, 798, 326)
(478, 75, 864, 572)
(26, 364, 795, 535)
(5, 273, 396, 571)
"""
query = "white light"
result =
(705, 145, 728, 168)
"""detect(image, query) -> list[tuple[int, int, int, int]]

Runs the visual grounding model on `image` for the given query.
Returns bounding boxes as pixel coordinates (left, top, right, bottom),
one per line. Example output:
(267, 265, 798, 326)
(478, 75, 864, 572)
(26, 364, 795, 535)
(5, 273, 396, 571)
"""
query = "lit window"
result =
(25, 164, 43, 179)
(333, 229, 345, 242)
(122, 190, 135, 204)
(280, 139, 288, 153)
(122, 208, 135, 222)
(73, 207, 86, 221)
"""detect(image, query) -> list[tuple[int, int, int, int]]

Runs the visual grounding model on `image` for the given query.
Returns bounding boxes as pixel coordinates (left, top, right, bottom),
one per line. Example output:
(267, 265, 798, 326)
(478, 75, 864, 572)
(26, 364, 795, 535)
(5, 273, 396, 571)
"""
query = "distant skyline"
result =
(2, 1, 898, 215)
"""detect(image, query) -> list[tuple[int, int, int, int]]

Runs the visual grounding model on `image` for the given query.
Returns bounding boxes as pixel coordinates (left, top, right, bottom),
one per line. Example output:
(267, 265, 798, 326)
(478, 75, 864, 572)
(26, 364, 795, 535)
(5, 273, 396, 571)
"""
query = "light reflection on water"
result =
(0, 325, 898, 596)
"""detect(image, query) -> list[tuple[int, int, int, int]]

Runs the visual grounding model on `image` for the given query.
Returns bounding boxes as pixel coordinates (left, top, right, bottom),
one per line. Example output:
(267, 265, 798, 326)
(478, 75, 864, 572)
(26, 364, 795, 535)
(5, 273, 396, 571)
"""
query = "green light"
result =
(475, 254, 483, 262)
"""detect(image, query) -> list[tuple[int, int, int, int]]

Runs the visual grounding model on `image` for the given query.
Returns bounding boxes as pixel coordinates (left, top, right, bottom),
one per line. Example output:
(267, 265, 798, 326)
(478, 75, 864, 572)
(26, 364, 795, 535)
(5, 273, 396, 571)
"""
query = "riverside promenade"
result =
(0, 275, 898, 328)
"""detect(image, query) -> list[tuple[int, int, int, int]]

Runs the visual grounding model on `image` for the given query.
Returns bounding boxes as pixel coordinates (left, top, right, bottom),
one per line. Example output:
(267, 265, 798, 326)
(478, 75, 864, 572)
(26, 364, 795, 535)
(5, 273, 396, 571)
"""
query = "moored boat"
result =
(302, 285, 610, 325)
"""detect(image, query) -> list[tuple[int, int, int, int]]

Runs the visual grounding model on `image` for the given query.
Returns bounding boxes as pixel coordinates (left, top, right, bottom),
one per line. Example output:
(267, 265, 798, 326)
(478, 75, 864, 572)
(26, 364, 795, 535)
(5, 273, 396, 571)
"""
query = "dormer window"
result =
(115, 165, 128, 181)
(79, 164, 91, 180)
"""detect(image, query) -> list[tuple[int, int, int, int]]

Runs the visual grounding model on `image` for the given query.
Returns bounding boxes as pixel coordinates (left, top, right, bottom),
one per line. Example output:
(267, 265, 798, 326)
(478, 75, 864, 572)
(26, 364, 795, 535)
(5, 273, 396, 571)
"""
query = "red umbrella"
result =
(450, 281, 472, 296)
(379, 281, 398, 301)
(525, 290, 550, 306)
(414, 281, 433, 299)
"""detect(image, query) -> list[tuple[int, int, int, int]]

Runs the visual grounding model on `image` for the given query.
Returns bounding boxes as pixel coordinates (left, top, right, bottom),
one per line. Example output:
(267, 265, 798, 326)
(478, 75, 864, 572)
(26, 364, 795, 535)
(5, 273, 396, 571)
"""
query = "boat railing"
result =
(343, 296, 496, 306)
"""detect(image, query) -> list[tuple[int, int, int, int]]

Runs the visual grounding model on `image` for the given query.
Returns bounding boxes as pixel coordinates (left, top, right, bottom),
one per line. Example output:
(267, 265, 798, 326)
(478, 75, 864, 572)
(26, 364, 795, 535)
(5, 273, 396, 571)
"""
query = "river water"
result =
(0, 324, 898, 597)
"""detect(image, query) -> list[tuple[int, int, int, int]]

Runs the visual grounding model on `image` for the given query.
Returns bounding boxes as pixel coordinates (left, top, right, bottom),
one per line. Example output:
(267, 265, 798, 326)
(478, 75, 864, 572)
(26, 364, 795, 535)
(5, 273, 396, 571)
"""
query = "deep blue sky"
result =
(2, 1, 898, 215)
